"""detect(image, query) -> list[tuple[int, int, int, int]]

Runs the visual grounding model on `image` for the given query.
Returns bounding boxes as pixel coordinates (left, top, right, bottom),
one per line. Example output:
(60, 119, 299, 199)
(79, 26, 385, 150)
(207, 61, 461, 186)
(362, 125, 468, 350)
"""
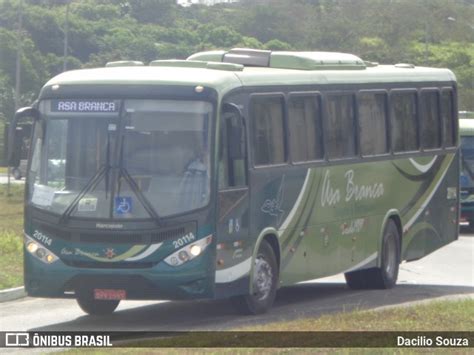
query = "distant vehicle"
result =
(459, 118, 474, 226)
(11, 159, 27, 180)
(8, 48, 459, 316)
(459, 111, 474, 119)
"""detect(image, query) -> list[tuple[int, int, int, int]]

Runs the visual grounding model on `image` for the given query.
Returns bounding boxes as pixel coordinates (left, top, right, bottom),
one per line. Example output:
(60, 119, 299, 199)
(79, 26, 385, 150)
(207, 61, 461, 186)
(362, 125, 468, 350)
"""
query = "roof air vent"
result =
(394, 63, 415, 69)
(364, 61, 379, 67)
(223, 48, 271, 67)
(105, 61, 144, 67)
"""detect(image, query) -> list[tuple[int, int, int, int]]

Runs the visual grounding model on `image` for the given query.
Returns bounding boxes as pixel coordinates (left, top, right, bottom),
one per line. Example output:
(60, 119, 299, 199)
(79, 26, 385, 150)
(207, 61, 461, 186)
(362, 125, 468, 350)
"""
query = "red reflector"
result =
(94, 289, 126, 300)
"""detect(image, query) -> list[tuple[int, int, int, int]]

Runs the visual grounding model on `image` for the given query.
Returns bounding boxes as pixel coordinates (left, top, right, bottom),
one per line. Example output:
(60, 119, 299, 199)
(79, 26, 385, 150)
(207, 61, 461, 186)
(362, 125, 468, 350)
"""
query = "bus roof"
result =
(40, 50, 456, 99)
(459, 119, 474, 136)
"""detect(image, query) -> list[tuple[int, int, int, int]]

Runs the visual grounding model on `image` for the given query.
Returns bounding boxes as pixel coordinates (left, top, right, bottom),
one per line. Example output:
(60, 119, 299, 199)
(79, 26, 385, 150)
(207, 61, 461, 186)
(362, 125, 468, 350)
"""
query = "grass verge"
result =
(0, 184, 24, 289)
(61, 299, 473, 353)
(239, 298, 474, 332)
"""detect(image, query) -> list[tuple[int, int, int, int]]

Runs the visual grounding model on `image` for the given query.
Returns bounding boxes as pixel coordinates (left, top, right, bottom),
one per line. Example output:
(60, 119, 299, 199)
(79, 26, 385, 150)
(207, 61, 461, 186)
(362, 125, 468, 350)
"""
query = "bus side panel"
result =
(249, 167, 312, 286)
(402, 151, 459, 261)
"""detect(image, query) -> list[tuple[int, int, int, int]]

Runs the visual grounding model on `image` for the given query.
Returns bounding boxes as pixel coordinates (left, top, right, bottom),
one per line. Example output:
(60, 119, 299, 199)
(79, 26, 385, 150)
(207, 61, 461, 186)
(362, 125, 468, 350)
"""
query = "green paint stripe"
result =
(281, 169, 319, 254)
(79, 244, 147, 262)
(402, 154, 455, 226)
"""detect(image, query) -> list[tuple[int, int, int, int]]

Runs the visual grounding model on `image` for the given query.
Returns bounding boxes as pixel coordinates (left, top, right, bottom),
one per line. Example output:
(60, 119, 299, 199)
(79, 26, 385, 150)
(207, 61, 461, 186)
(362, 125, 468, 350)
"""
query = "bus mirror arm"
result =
(228, 121, 244, 160)
(223, 103, 245, 160)
(7, 107, 40, 167)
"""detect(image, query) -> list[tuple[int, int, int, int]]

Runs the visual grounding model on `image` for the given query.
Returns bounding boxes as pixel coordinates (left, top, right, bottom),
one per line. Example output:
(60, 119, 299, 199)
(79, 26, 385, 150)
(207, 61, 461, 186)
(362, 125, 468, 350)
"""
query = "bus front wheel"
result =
(232, 240, 278, 315)
(345, 219, 400, 289)
(76, 290, 120, 315)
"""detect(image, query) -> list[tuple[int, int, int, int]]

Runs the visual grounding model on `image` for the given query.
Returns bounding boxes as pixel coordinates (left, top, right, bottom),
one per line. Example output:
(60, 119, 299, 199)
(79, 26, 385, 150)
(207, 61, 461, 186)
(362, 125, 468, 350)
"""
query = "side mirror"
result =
(8, 107, 39, 167)
(8, 126, 23, 168)
(223, 103, 245, 160)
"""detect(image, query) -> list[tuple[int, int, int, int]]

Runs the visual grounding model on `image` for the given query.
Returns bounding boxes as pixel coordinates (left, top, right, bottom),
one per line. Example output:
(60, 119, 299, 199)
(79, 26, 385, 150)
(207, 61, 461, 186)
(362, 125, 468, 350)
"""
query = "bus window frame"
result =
(218, 102, 249, 191)
(356, 89, 391, 158)
(323, 91, 359, 162)
(28, 97, 219, 223)
(441, 87, 457, 148)
(287, 91, 325, 165)
(249, 92, 289, 169)
(419, 87, 442, 152)
(389, 88, 420, 156)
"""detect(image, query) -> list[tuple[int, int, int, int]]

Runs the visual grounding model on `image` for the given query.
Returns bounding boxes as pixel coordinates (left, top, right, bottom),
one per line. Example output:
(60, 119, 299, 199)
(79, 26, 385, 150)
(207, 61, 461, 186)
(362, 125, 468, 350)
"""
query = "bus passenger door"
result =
(215, 104, 250, 296)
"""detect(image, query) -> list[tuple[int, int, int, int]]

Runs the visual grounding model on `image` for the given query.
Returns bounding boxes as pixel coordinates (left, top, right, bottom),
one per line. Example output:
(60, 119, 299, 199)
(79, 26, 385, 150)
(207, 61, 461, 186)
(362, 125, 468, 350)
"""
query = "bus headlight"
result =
(24, 234, 59, 264)
(190, 244, 202, 257)
(27, 242, 38, 253)
(164, 235, 212, 267)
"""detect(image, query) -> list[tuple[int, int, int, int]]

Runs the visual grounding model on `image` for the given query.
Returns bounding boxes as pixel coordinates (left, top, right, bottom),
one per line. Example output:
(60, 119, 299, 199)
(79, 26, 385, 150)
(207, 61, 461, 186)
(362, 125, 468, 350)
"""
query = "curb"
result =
(0, 286, 26, 302)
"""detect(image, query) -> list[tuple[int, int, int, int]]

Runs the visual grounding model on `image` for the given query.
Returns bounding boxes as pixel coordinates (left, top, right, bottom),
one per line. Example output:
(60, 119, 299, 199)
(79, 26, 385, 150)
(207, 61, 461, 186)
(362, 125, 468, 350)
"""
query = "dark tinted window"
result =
(219, 108, 247, 189)
(326, 94, 356, 159)
(358, 92, 388, 156)
(391, 92, 418, 152)
(251, 96, 286, 165)
(442, 90, 456, 147)
(420, 91, 441, 149)
(288, 95, 323, 162)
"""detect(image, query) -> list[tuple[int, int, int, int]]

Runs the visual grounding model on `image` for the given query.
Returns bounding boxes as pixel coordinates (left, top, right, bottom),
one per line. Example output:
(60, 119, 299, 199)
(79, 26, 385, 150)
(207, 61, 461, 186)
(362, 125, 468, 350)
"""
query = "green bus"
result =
(459, 118, 474, 226)
(8, 49, 459, 315)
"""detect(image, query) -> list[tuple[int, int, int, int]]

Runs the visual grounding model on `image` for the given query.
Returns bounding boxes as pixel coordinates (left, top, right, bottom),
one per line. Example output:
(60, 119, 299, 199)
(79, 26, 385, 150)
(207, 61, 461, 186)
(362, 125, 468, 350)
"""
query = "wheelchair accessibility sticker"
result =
(115, 196, 132, 215)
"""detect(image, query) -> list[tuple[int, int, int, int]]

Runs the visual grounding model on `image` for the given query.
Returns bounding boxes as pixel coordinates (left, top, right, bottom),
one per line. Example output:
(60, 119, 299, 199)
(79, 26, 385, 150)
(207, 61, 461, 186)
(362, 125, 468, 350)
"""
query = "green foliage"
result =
(0, 0, 473, 120)
(264, 39, 293, 51)
(0, 183, 24, 289)
(202, 25, 242, 48)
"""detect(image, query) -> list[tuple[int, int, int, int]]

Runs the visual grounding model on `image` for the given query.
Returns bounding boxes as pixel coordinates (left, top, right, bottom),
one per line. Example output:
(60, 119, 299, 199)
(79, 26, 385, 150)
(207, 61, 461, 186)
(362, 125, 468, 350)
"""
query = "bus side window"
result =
(420, 90, 441, 150)
(219, 105, 247, 189)
(441, 89, 456, 147)
(251, 96, 286, 166)
(391, 92, 418, 152)
(358, 92, 389, 156)
(288, 94, 323, 162)
(325, 94, 356, 159)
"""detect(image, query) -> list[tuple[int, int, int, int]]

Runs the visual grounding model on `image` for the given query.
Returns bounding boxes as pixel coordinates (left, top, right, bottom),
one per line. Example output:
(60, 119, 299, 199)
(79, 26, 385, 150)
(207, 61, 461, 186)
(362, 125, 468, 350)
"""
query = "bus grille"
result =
(62, 260, 155, 269)
(37, 224, 188, 244)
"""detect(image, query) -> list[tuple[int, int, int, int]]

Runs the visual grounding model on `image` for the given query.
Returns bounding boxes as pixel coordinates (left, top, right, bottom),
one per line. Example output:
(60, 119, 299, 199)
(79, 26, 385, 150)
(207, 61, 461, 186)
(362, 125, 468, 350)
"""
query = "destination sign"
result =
(51, 100, 119, 113)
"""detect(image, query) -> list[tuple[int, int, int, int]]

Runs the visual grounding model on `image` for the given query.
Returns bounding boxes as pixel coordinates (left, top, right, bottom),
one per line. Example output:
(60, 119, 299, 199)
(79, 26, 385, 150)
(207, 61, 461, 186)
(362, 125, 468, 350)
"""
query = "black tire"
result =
(12, 168, 21, 180)
(345, 219, 400, 289)
(232, 240, 279, 315)
(76, 289, 120, 315)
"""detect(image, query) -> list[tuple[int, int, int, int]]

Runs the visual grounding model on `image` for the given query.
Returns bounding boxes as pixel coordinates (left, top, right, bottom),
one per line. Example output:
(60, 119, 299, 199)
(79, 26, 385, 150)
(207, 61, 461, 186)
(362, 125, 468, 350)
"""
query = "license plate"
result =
(94, 289, 126, 300)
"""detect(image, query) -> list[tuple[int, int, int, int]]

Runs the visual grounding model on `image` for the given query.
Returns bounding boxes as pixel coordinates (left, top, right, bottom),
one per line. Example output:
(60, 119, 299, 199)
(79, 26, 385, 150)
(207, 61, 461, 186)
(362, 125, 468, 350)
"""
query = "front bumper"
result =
(24, 247, 215, 300)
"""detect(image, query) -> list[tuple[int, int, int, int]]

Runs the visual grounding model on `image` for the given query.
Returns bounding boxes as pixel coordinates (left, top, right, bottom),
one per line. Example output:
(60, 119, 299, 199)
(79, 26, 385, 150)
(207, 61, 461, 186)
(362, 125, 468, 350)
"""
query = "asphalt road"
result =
(0, 234, 472, 333)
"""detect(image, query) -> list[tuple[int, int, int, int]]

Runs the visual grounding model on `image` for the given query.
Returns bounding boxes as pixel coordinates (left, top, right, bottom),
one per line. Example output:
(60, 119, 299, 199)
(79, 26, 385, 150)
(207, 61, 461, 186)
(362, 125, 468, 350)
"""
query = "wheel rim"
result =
(384, 233, 397, 277)
(253, 255, 273, 301)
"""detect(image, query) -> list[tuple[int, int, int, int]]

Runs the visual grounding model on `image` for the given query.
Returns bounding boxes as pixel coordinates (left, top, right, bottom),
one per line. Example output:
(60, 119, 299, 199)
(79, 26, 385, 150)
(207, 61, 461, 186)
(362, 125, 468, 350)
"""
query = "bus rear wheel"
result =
(232, 240, 278, 315)
(345, 219, 400, 289)
(76, 289, 120, 315)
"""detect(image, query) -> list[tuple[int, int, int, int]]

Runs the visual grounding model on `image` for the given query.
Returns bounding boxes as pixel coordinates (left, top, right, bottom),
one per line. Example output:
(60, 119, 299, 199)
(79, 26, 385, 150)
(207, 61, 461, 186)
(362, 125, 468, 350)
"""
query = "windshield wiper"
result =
(59, 165, 107, 224)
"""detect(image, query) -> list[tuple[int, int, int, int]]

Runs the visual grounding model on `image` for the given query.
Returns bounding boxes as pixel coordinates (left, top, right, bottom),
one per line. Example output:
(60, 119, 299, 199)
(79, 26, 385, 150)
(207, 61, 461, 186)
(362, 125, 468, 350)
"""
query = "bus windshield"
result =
(461, 136, 474, 189)
(28, 100, 212, 219)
